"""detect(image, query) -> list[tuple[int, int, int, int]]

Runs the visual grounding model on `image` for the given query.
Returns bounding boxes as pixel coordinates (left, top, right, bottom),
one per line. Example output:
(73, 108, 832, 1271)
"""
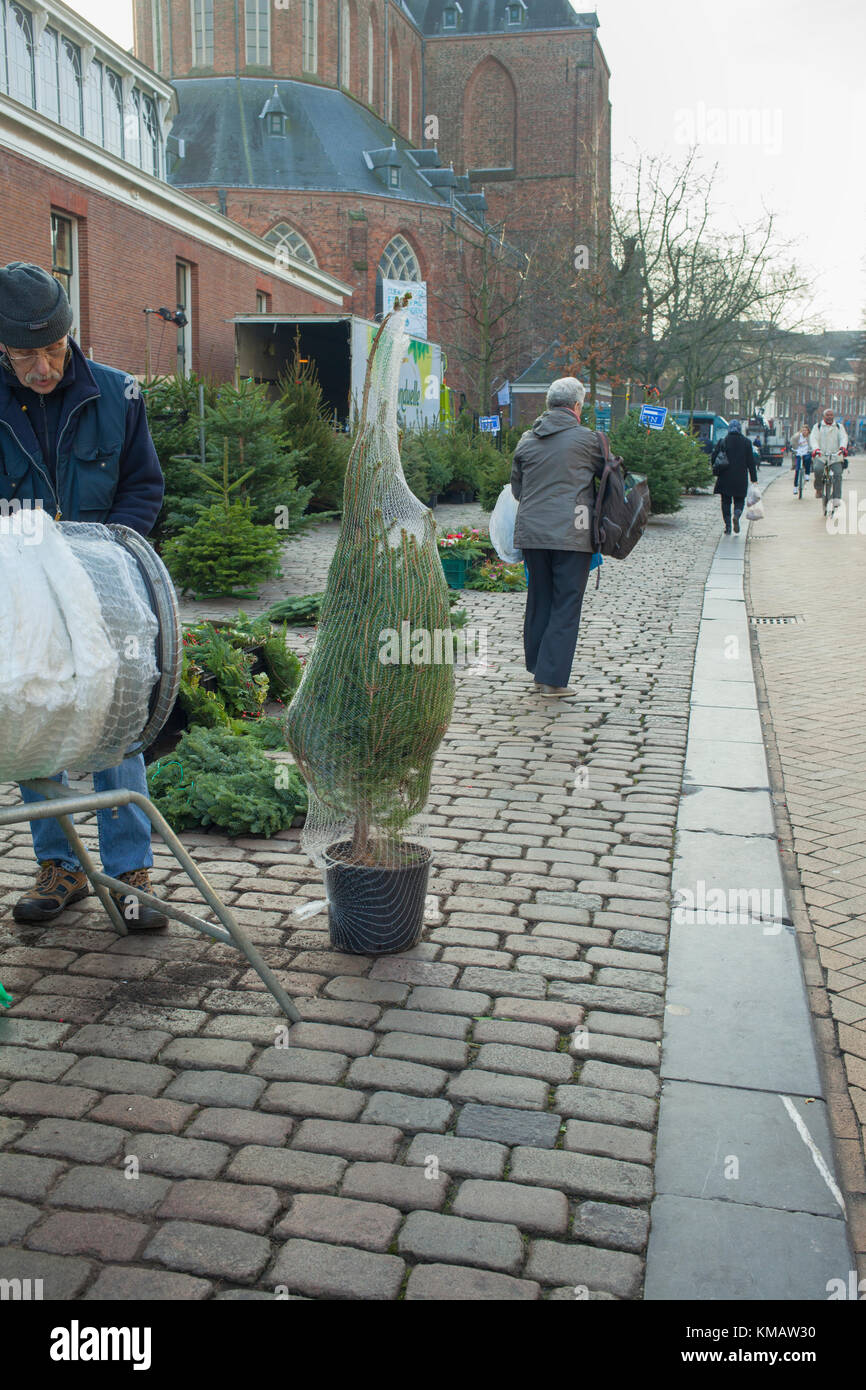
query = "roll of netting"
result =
(0, 513, 181, 781)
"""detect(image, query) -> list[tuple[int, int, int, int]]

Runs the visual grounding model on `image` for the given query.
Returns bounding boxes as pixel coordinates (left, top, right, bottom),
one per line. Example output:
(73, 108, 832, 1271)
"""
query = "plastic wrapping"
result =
(489, 483, 523, 564)
(0, 513, 169, 781)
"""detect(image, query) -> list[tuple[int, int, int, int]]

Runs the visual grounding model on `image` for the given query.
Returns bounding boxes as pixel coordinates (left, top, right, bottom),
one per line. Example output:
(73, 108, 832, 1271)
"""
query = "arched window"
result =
(367, 17, 374, 104)
(124, 88, 141, 167)
(103, 68, 123, 156)
(378, 235, 421, 283)
(141, 94, 160, 176)
(302, 0, 317, 73)
(83, 58, 103, 144)
(340, 0, 351, 89)
(36, 26, 59, 121)
(8, 5, 35, 108)
(60, 39, 83, 135)
(264, 222, 318, 268)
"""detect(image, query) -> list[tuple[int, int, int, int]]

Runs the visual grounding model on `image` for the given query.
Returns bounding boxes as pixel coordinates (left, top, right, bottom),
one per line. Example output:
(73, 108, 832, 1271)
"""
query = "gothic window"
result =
(103, 67, 123, 156)
(36, 25, 59, 121)
(83, 57, 103, 144)
(59, 38, 83, 134)
(141, 94, 160, 175)
(8, 4, 35, 107)
(378, 235, 421, 283)
(264, 222, 318, 267)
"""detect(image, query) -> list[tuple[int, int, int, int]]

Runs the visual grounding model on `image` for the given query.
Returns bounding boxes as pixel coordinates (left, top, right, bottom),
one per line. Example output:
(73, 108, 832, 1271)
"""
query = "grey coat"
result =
(511, 408, 606, 552)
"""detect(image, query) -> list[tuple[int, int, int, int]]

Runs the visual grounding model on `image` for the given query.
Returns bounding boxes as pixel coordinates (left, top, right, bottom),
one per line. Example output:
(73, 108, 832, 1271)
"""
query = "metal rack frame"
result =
(2, 779, 301, 1022)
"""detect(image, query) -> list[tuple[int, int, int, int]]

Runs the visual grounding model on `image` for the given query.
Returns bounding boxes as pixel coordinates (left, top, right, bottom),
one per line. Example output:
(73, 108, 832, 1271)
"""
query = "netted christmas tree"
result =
(284, 306, 455, 952)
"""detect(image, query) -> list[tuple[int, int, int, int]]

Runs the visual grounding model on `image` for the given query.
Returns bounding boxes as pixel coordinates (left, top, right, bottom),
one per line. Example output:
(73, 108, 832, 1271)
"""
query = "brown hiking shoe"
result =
(111, 868, 168, 931)
(13, 861, 90, 923)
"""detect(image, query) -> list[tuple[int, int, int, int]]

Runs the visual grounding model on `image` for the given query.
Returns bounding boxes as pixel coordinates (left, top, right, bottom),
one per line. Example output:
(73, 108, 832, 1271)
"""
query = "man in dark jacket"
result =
(0, 261, 167, 928)
(511, 377, 605, 697)
(712, 420, 758, 534)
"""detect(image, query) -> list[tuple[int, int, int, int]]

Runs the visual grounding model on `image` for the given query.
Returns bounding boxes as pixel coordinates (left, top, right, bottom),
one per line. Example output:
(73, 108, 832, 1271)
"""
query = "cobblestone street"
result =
(0, 494, 724, 1300)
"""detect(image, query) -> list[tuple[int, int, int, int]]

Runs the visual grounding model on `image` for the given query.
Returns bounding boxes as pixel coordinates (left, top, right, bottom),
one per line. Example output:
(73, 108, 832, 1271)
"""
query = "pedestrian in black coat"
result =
(712, 420, 758, 534)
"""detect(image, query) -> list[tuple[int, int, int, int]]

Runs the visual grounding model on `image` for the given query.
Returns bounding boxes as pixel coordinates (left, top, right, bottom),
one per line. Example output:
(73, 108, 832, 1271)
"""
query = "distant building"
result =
(0, 0, 350, 378)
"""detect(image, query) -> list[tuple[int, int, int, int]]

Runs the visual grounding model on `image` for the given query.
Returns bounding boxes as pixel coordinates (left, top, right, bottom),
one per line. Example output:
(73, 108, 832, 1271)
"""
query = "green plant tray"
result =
(440, 554, 467, 589)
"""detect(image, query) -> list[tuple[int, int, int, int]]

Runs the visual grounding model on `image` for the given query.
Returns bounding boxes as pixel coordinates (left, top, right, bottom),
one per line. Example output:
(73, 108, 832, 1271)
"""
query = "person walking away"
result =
(511, 377, 605, 698)
(712, 419, 758, 534)
(0, 262, 168, 928)
(810, 408, 848, 510)
(792, 425, 812, 494)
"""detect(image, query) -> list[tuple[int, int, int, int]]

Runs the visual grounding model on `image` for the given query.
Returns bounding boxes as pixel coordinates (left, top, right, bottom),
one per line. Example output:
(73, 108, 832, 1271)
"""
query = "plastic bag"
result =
(745, 499, 764, 520)
(489, 484, 522, 564)
(746, 483, 762, 506)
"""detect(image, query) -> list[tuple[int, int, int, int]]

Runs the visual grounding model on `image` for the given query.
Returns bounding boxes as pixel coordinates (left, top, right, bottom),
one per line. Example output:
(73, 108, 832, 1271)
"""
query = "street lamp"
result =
(143, 305, 189, 378)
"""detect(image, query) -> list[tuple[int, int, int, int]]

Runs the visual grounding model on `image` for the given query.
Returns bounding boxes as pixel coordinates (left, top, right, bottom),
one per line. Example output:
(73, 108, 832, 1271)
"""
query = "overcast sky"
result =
(70, 0, 865, 329)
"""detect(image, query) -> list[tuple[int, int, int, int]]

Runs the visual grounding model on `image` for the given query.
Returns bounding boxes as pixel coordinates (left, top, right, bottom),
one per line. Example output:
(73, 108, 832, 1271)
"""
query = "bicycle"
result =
(813, 449, 846, 517)
(792, 452, 811, 498)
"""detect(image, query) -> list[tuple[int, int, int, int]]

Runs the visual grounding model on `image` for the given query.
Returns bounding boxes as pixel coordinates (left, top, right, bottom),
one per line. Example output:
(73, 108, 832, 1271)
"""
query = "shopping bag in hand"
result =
(489, 484, 523, 563)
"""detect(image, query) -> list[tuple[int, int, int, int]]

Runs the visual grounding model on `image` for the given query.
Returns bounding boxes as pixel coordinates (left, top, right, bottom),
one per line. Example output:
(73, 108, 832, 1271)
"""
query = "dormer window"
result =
(443, 3, 462, 30)
(388, 166, 401, 188)
(507, 2, 525, 25)
(259, 85, 288, 137)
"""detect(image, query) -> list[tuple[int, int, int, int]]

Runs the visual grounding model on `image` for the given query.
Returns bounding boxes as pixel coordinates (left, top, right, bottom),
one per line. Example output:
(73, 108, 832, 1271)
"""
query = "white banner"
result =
(382, 278, 428, 339)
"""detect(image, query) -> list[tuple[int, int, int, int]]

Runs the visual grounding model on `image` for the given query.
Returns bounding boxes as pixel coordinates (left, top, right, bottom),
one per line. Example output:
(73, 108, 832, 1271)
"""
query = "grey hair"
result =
(546, 377, 586, 411)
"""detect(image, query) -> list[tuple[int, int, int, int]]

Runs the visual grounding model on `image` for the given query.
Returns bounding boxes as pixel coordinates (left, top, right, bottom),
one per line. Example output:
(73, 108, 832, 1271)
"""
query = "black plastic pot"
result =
(323, 841, 432, 955)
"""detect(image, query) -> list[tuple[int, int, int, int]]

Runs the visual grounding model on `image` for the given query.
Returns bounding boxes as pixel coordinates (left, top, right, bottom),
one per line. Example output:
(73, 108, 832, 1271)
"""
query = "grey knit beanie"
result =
(0, 262, 73, 349)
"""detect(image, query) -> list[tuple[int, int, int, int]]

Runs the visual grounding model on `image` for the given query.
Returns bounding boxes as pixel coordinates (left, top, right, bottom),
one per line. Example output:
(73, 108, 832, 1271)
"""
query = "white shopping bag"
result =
(746, 483, 762, 506)
(489, 483, 523, 564)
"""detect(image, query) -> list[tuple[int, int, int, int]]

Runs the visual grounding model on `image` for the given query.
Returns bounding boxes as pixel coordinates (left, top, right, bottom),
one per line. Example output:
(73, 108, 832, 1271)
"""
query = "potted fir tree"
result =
(284, 305, 455, 953)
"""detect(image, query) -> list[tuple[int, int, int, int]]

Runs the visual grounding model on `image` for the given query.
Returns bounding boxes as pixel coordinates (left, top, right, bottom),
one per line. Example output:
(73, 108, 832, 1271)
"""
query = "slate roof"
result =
(404, 0, 598, 35)
(167, 77, 483, 223)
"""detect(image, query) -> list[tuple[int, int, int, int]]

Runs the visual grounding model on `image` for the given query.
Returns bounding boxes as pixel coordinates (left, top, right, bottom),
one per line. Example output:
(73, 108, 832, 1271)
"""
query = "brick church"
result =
(133, 0, 612, 397)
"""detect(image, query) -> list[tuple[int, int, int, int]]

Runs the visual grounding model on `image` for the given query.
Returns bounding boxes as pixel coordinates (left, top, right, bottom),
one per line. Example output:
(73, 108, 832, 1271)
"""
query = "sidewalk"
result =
(0, 494, 720, 1300)
(747, 456, 866, 1274)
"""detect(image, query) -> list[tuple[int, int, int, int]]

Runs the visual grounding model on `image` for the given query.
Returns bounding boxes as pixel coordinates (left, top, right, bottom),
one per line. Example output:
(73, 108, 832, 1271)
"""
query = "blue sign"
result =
(639, 405, 668, 430)
(479, 415, 500, 433)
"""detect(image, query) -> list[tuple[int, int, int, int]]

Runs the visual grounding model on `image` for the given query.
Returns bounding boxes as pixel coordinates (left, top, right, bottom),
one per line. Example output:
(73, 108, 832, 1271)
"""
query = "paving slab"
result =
(645, 1194, 852, 1300)
(654, 1081, 844, 1217)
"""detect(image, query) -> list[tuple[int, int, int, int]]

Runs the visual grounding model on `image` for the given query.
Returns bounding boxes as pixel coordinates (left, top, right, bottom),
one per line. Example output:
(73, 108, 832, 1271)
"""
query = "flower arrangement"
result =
(436, 526, 487, 564)
(466, 558, 527, 592)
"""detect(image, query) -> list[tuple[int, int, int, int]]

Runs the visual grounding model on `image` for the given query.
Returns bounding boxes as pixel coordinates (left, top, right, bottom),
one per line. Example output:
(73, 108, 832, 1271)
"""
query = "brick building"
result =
(0, 0, 350, 380)
(128, 0, 611, 395)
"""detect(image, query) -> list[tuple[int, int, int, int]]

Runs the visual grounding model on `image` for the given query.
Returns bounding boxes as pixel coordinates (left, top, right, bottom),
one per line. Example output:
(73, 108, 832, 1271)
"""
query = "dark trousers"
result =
(720, 494, 746, 528)
(523, 548, 593, 688)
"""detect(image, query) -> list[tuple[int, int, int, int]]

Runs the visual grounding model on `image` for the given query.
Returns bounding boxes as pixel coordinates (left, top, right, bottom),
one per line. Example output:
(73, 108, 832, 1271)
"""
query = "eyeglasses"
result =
(4, 341, 69, 368)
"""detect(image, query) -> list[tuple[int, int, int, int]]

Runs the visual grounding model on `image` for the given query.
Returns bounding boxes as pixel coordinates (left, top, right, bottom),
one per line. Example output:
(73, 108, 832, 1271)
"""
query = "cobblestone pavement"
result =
(747, 457, 866, 1269)
(0, 494, 722, 1300)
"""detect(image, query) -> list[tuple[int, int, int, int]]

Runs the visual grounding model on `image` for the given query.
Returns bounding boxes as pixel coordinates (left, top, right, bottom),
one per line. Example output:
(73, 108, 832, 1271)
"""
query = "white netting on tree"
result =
(0, 514, 161, 782)
(284, 308, 455, 953)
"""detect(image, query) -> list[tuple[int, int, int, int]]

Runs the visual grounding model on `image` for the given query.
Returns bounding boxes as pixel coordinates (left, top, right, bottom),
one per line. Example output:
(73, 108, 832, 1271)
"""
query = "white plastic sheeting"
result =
(489, 483, 523, 564)
(0, 512, 159, 781)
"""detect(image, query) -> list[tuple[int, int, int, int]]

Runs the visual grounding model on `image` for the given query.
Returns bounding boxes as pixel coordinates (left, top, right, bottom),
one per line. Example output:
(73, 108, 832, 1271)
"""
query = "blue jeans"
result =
(18, 755, 153, 878)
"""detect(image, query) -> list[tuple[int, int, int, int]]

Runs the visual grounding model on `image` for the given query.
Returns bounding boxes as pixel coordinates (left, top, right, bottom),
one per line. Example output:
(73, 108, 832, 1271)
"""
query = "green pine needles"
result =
(284, 309, 455, 867)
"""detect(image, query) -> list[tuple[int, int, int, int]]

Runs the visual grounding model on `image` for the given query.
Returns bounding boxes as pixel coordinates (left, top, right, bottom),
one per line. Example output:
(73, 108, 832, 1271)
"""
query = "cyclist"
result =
(810, 409, 849, 512)
(791, 424, 812, 496)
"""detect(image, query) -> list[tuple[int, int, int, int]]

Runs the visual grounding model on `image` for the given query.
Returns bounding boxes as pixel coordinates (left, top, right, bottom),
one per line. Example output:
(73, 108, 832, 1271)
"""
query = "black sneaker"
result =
(733, 515, 741, 533)
(110, 869, 168, 931)
(12, 861, 90, 923)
